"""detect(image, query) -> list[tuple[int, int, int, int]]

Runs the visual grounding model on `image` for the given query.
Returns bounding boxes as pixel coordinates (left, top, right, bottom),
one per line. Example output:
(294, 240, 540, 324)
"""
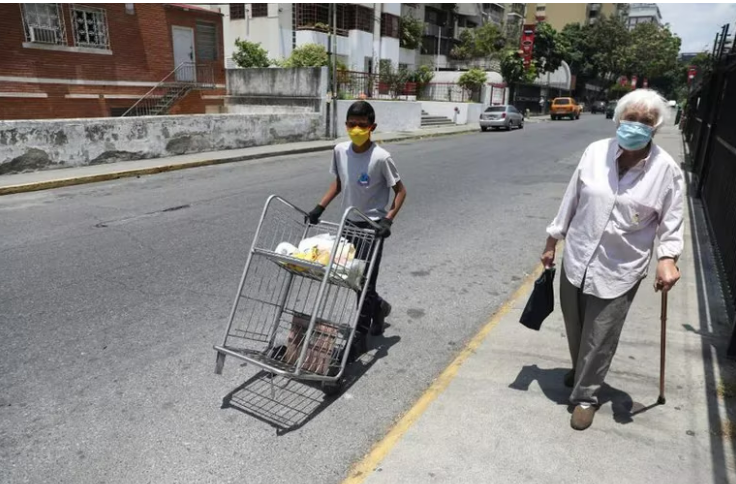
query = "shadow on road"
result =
(508, 364, 644, 424)
(221, 335, 400, 435)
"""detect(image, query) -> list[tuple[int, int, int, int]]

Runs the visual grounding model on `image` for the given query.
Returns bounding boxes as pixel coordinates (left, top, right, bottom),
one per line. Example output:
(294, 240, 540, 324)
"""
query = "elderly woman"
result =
(542, 89, 684, 431)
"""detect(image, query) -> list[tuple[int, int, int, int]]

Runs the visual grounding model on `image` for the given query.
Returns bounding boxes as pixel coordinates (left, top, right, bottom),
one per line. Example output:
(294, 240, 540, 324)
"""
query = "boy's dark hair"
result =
(346, 101, 376, 124)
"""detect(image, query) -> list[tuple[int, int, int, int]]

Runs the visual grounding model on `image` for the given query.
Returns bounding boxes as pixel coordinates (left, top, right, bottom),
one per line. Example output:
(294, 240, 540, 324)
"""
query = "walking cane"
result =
(657, 290, 668, 405)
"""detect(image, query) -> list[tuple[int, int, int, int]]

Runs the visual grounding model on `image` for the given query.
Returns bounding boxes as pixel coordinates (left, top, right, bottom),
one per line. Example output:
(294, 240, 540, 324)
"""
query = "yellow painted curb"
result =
(0, 129, 478, 196)
(342, 265, 543, 484)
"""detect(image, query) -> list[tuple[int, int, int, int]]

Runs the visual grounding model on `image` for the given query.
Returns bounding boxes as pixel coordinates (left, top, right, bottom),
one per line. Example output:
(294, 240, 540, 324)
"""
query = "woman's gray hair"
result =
(613, 88, 670, 130)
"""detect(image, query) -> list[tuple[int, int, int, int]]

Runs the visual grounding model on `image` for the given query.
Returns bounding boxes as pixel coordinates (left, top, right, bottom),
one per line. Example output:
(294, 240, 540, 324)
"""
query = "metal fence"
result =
(418, 82, 481, 103)
(336, 71, 417, 100)
(683, 52, 736, 356)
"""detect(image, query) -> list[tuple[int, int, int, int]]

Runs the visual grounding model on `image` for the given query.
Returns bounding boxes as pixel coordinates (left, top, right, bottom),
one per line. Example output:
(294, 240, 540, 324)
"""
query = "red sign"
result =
(643, 78, 648, 88)
(619, 76, 628, 86)
(688, 66, 697, 84)
(520, 24, 536, 69)
(631, 76, 638, 88)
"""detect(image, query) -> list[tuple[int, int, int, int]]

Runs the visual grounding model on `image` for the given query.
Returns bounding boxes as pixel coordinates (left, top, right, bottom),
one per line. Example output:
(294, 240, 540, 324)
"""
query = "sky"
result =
(658, 3, 736, 53)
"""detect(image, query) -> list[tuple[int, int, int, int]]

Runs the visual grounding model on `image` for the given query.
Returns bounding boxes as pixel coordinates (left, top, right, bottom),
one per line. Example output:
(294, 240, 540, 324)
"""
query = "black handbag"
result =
(519, 267, 556, 331)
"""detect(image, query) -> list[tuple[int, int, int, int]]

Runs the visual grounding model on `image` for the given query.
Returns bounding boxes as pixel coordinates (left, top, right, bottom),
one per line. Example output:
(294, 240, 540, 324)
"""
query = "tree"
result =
(282, 43, 329, 68)
(400, 15, 424, 50)
(532, 22, 568, 75)
(379, 62, 412, 99)
(232, 38, 271, 68)
(500, 50, 538, 103)
(450, 23, 505, 61)
(626, 23, 681, 80)
(458, 68, 487, 100)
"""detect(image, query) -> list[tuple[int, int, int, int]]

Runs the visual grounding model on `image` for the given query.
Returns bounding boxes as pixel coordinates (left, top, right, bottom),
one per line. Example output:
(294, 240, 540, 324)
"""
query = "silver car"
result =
(480, 105, 524, 131)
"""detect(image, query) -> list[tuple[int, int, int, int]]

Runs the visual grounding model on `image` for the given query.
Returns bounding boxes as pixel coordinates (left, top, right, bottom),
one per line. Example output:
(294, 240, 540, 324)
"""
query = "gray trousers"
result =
(560, 265, 641, 405)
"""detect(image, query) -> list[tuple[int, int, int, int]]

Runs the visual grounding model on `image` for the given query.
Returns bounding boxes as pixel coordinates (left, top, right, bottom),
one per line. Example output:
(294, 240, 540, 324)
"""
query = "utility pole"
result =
(436, 27, 442, 71)
(332, 2, 338, 138)
(327, 3, 334, 139)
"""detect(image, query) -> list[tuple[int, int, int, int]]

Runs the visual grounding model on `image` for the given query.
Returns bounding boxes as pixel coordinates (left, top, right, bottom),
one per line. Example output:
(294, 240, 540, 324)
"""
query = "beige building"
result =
(524, 3, 620, 30)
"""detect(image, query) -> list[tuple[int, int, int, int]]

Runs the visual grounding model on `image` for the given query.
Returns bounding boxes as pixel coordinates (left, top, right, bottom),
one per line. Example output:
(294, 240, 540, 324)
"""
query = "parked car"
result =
(590, 100, 607, 114)
(480, 105, 524, 131)
(550, 97, 581, 120)
(605, 100, 617, 119)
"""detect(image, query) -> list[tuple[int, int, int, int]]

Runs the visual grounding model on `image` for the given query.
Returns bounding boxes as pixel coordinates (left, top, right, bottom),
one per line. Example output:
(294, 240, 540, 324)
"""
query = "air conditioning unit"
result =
(29, 26, 58, 44)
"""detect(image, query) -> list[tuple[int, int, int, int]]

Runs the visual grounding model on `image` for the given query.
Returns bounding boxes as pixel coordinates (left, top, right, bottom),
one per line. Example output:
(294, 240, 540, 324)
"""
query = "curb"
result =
(0, 127, 478, 196)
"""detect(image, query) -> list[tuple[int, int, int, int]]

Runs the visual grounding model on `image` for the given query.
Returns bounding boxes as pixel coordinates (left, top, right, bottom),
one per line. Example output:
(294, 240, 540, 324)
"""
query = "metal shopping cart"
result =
(214, 195, 381, 395)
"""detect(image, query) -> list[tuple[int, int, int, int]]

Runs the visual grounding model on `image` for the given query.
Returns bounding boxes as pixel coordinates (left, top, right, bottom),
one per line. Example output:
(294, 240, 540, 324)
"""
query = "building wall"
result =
(0, 112, 323, 173)
(525, 3, 617, 30)
(336, 100, 421, 133)
(0, 3, 225, 119)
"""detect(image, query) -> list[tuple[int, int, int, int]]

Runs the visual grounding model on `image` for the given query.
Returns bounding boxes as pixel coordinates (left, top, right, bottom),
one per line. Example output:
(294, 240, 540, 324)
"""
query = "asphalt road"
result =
(0, 115, 614, 484)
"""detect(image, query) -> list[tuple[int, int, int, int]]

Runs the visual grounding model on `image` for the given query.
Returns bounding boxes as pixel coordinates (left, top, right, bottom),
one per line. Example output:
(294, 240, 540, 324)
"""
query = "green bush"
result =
(232, 38, 271, 68)
(458, 68, 487, 92)
(400, 15, 424, 50)
(282, 43, 329, 68)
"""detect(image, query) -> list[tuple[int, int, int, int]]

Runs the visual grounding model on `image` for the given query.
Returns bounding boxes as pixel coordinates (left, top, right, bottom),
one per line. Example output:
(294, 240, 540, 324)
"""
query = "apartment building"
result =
(626, 3, 662, 30)
(524, 3, 625, 30)
(201, 3, 524, 72)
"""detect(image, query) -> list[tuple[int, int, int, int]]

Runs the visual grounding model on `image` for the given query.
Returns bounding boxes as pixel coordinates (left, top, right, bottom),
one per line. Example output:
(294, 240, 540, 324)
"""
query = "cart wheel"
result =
(322, 379, 343, 396)
(215, 352, 226, 375)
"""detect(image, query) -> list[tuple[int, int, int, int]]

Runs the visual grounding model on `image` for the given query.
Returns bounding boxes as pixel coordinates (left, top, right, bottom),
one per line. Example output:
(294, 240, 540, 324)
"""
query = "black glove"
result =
(376, 217, 393, 238)
(305, 205, 325, 225)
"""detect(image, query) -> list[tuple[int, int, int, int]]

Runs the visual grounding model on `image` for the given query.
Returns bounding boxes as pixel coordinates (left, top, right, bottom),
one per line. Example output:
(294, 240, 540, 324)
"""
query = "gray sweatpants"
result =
(560, 264, 641, 405)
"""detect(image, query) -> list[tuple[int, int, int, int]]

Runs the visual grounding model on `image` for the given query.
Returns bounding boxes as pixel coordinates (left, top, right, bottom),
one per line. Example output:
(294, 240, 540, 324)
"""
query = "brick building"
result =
(0, 3, 226, 120)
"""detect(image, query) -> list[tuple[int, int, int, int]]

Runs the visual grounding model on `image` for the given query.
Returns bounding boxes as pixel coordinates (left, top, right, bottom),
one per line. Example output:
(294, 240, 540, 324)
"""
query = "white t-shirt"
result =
(330, 141, 401, 221)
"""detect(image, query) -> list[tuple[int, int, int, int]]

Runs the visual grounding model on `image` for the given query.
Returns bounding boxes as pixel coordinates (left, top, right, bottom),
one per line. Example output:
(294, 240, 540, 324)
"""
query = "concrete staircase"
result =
(421, 110, 455, 128)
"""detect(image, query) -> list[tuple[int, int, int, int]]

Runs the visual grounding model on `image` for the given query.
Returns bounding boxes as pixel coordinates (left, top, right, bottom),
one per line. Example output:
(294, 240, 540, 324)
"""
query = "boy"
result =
(306, 101, 407, 353)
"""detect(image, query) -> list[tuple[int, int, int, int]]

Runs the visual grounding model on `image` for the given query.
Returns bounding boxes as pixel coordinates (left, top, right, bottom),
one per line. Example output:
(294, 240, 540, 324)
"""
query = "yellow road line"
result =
(342, 266, 543, 484)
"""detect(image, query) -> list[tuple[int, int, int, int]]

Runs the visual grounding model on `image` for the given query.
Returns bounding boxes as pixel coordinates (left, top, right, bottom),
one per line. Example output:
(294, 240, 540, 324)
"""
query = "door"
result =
(172, 26, 195, 81)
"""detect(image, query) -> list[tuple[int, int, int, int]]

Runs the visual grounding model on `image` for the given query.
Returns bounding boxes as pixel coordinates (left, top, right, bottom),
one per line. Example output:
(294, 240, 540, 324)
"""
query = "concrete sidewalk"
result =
(0, 123, 489, 196)
(345, 125, 736, 484)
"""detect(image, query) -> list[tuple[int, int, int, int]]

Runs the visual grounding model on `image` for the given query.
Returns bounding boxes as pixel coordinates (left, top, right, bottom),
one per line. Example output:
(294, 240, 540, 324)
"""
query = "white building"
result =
(196, 3, 519, 73)
(626, 3, 662, 30)
(197, 3, 407, 72)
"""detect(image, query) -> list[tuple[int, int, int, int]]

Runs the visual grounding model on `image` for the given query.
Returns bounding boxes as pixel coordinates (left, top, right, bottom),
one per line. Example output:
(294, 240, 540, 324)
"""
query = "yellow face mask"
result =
(347, 126, 372, 147)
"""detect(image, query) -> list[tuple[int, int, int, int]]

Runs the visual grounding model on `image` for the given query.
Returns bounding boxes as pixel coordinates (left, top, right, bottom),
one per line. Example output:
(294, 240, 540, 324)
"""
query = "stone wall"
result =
(0, 113, 322, 174)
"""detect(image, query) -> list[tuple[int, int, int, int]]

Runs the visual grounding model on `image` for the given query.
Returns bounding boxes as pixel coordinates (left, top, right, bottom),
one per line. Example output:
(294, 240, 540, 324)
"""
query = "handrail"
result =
(121, 62, 215, 117)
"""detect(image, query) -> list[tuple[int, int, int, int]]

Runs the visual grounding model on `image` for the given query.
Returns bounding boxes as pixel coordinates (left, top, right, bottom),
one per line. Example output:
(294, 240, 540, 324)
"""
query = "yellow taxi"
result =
(550, 97, 582, 120)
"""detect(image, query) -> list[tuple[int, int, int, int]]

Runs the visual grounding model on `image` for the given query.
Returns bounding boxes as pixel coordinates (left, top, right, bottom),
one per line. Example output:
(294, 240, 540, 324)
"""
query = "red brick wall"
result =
(0, 4, 224, 120)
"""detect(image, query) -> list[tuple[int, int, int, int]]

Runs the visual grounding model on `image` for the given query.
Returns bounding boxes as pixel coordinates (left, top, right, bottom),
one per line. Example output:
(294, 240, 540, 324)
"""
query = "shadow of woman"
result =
(508, 364, 641, 424)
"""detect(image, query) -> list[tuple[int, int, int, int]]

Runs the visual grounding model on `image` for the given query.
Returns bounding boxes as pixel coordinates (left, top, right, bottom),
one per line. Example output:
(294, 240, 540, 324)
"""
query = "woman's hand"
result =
(655, 258, 680, 292)
(541, 237, 557, 268)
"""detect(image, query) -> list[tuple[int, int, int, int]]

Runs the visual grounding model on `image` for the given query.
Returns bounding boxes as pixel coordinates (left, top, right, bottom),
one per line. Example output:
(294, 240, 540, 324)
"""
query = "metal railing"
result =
(683, 51, 736, 355)
(121, 62, 215, 117)
(418, 82, 481, 103)
(336, 71, 417, 100)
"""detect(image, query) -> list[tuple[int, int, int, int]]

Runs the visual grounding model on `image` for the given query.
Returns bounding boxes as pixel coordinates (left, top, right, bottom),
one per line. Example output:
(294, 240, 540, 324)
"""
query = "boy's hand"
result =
(376, 218, 393, 238)
(306, 205, 325, 225)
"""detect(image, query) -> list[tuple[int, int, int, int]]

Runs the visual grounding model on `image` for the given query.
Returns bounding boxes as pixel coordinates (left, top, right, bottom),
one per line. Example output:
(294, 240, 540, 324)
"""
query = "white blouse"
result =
(547, 138, 685, 299)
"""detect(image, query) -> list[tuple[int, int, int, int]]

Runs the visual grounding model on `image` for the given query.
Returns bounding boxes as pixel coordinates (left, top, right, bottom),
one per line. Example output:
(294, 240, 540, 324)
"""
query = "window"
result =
(349, 5, 373, 33)
(71, 5, 110, 49)
(536, 6, 546, 12)
(230, 4, 245, 19)
(196, 21, 217, 61)
(21, 3, 67, 45)
(425, 8, 446, 26)
(250, 3, 268, 18)
(381, 13, 400, 39)
(295, 4, 372, 36)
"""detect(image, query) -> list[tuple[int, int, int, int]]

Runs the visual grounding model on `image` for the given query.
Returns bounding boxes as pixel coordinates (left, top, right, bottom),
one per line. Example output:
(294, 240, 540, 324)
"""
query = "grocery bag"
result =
(519, 268, 556, 331)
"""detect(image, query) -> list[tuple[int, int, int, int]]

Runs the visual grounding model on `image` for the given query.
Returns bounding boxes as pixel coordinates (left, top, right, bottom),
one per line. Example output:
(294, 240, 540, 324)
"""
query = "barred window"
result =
(295, 4, 373, 36)
(250, 3, 268, 17)
(196, 21, 217, 61)
(71, 5, 110, 49)
(20, 3, 67, 45)
(230, 4, 245, 19)
(381, 13, 400, 39)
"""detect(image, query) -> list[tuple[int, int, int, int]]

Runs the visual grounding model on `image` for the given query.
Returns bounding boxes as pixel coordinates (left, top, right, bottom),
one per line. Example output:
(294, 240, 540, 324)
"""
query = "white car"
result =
(480, 105, 524, 131)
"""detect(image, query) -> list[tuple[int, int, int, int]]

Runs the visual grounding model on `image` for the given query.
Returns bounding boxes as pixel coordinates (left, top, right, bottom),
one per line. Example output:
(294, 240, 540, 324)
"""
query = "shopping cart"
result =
(214, 195, 381, 395)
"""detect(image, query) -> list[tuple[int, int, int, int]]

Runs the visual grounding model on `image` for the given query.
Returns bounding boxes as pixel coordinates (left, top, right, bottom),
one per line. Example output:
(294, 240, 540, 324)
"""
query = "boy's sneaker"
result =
(370, 300, 392, 336)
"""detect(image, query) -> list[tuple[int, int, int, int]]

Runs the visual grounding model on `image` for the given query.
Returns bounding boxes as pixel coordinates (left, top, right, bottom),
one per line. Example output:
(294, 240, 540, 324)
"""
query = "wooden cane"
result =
(657, 290, 668, 405)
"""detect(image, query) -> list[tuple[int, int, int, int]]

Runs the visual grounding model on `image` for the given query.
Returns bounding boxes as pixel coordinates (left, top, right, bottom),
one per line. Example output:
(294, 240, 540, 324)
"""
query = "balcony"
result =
(509, 3, 526, 17)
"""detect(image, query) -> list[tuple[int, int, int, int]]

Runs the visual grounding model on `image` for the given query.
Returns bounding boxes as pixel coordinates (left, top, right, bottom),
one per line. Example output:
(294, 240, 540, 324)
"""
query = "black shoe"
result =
(564, 369, 575, 388)
(370, 300, 392, 336)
